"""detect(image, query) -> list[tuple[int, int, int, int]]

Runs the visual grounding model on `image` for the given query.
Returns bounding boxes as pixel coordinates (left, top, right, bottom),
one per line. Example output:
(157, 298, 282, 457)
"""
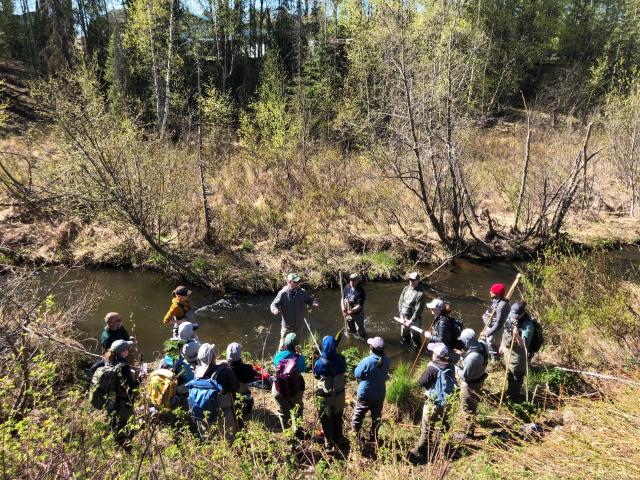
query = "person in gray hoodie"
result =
(456, 328, 489, 437)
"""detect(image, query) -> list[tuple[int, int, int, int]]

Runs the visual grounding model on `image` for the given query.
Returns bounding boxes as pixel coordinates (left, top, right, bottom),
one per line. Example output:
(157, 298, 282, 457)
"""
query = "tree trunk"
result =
(159, 0, 174, 139)
(514, 94, 531, 232)
(196, 60, 214, 245)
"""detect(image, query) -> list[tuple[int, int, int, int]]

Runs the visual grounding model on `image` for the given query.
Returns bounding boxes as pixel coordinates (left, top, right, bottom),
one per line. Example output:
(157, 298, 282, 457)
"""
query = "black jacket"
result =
(429, 315, 457, 350)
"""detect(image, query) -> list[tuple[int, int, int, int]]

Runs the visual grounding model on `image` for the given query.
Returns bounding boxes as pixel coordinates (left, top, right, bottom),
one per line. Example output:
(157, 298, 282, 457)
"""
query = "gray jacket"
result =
(460, 338, 489, 383)
(484, 297, 509, 337)
(271, 286, 315, 329)
(398, 285, 425, 323)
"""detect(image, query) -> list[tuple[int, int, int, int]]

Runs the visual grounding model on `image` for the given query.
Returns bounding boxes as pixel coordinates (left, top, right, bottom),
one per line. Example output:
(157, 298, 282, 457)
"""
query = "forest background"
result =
(1, 0, 640, 291)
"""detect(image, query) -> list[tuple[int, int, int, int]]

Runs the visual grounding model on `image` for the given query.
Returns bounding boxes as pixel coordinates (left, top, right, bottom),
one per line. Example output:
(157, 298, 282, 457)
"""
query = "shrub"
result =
(522, 247, 640, 370)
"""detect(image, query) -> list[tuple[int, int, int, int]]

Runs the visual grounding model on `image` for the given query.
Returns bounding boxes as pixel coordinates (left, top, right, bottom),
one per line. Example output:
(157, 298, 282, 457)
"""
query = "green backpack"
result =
(89, 363, 124, 411)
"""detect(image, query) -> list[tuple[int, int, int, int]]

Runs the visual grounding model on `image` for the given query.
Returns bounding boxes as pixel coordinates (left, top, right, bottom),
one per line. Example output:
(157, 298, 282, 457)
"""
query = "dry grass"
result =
(450, 383, 640, 480)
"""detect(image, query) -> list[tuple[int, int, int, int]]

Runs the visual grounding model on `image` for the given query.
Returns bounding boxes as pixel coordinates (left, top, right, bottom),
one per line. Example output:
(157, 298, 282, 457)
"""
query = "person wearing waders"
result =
(342, 274, 368, 338)
(352, 337, 391, 444)
(481, 283, 510, 362)
(408, 342, 457, 464)
(455, 328, 489, 439)
(100, 312, 135, 352)
(272, 333, 307, 436)
(398, 272, 426, 348)
(163, 286, 194, 337)
(270, 273, 318, 349)
(500, 301, 535, 400)
(313, 335, 347, 448)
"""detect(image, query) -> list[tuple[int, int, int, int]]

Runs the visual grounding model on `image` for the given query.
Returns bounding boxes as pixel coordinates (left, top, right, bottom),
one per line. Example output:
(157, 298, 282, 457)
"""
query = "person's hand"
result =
(129, 336, 136, 342)
(424, 331, 431, 339)
(499, 345, 504, 355)
(294, 345, 302, 355)
(312, 301, 319, 308)
(270, 306, 279, 315)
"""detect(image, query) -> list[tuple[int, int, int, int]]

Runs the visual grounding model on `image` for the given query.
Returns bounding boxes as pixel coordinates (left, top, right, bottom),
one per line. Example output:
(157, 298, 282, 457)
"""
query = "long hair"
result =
(372, 347, 384, 367)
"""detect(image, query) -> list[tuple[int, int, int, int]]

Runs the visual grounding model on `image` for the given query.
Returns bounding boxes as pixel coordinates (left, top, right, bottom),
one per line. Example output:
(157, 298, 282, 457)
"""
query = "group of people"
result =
(91, 273, 540, 460)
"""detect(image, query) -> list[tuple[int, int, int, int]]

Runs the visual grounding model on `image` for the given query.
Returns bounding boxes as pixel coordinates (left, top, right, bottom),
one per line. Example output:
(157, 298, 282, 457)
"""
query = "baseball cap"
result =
(287, 273, 302, 283)
(111, 339, 134, 355)
(427, 342, 449, 358)
(426, 298, 445, 310)
(367, 336, 385, 350)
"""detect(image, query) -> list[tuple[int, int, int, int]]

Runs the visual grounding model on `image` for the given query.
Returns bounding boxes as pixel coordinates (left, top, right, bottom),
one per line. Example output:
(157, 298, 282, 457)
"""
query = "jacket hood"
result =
(321, 336, 337, 359)
(464, 336, 482, 351)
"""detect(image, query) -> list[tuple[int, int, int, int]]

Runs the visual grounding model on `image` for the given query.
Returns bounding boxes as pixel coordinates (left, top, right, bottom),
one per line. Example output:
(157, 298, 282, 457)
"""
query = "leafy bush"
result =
(522, 247, 640, 369)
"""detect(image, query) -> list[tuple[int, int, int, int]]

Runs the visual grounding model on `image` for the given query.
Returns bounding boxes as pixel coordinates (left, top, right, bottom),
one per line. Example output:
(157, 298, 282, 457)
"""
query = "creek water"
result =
(42, 246, 639, 366)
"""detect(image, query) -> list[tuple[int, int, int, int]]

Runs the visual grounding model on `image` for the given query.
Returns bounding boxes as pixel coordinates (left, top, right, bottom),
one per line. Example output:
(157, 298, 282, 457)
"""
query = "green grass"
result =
(386, 362, 418, 406)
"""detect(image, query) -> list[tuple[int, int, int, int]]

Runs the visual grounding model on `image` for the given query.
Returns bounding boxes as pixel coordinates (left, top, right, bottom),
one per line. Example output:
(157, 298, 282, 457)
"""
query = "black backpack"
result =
(527, 318, 544, 359)
(450, 317, 465, 350)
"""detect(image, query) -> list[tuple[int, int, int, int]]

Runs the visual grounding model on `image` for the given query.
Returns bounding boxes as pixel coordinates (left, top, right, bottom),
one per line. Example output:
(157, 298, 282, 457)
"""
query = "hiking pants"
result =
(109, 402, 133, 447)
(317, 390, 346, 444)
(486, 328, 503, 361)
(279, 323, 304, 350)
(351, 397, 384, 441)
(460, 379, 484, 433)
(347, 311, 367, 338)
(401, 318, 422, 347)
(412, 400, 448, 456)
(506, 347, 527, 400)
(272, 383, 304, 432)
(217, 392, 237, 443)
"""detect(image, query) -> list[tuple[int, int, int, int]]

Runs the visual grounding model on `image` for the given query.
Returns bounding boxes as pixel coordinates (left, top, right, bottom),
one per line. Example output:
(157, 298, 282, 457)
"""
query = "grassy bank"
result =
(1, 249, 639, 479)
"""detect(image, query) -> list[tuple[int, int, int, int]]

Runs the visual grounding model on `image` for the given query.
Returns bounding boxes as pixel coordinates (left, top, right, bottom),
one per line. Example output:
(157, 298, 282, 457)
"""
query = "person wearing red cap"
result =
(481, 283, 510, 362)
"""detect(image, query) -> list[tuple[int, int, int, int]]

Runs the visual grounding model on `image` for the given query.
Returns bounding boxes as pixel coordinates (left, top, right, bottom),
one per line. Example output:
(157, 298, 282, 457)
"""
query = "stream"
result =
(40, 246, 639, 365)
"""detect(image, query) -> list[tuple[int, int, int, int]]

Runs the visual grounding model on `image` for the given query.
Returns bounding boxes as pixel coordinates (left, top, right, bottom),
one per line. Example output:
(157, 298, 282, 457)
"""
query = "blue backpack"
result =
(428, 363, 457, 408)
(185, 378, 223, 422)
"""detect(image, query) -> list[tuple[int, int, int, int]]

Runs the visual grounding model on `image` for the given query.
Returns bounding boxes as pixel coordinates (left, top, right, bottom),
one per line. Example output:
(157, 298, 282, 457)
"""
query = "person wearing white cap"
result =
(176, 322, 201, 366)
(226, 342, 257, 424)
(456, 329, 489, 438)
(270, 272, 319, 348)
(398, 272, 426, 348)
(423, 298, 461, 353)
(408, 342, 457, 463)
(342, 273, 367, 338)
(193, 343, 239, 442)
(351, 337, 391, 443)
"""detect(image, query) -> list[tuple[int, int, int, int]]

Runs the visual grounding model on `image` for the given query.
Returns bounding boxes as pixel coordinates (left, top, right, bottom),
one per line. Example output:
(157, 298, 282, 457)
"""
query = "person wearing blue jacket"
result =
(272, 333, 307, 434)
(351, 336, 391, 443)
(313, 336, 347, 447)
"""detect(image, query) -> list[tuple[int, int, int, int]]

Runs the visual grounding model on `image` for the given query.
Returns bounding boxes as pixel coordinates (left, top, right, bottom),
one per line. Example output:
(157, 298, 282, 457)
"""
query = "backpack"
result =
(89, 363, 124, 411)
(527, 318, 544, 359)
(185, 378, 223, 422)
(428, 363, 457, 408)
(146, 368, 177, 409)
(274, 357, 303, 398)
(450, 317, 465, 349)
